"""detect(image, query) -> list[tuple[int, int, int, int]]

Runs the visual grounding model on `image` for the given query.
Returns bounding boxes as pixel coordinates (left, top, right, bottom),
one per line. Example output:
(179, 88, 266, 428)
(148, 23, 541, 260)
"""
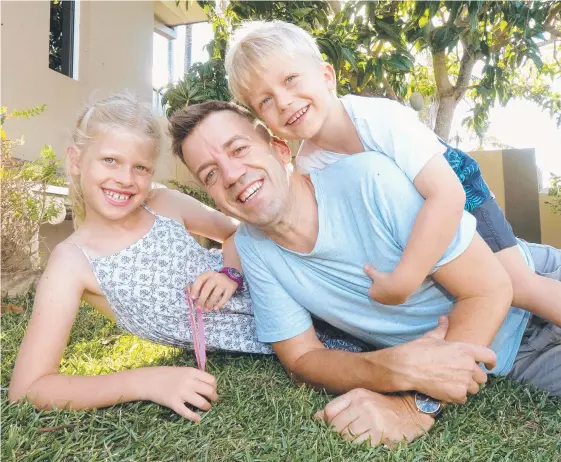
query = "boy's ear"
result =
(322, 62, 337, 91)
(270, 136, 292, 165)
(67, 146, 82, 175)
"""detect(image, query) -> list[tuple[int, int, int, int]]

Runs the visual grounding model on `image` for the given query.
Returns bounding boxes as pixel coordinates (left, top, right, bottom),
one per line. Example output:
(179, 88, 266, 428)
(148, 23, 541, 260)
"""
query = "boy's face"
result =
(243, 55, 336, 141)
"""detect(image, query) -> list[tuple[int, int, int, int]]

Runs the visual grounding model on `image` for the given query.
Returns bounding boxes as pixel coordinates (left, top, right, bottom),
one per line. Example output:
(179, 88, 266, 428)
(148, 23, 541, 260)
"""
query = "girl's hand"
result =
(141, 366, 218, 421)
(190, 271, 238, 311)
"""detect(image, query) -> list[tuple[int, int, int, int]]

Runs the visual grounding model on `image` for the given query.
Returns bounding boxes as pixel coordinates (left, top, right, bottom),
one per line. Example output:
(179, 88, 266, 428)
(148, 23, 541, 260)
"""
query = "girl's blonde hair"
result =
(225, 20, 325, 106)
(68, 92, 162, 228)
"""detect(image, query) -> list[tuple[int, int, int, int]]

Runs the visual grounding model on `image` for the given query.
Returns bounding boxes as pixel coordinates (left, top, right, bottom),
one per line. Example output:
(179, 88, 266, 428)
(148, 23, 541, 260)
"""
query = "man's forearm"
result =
(290, 347, 411, 394)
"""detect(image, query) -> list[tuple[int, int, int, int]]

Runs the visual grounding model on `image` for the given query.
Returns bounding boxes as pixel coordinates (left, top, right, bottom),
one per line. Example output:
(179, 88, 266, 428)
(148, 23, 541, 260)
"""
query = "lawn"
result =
(2, 292, 560, 462)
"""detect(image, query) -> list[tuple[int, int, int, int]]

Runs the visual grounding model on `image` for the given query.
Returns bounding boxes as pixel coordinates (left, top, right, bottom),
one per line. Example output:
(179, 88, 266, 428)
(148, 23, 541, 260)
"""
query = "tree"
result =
(175, 1, 560, 142)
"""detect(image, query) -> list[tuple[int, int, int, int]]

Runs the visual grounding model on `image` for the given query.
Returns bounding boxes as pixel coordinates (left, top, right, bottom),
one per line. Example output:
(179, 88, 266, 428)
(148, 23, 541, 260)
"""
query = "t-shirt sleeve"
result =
(234, 229, 313, 343)
(360, 154, 476, 273)
(349, 96, 447, 182)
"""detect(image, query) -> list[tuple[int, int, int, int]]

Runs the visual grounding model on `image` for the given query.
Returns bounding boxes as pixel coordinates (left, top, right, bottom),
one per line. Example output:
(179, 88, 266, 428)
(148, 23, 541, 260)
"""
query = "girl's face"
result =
(71, 129, 157, 223)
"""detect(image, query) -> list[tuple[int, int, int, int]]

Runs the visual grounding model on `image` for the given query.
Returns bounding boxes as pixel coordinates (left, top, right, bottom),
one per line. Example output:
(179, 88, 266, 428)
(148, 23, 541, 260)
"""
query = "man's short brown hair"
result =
(168, 100, 258, 165)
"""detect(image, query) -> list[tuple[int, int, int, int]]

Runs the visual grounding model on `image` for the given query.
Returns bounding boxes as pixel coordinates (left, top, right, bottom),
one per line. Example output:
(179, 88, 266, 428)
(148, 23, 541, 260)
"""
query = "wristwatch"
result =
(414, 392, 443, 418)
(219, 267, 243, 290)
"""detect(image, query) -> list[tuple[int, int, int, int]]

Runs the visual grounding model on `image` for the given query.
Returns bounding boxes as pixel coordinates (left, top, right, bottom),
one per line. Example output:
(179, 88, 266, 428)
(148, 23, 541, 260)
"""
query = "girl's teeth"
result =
(104, 190, 131, 201)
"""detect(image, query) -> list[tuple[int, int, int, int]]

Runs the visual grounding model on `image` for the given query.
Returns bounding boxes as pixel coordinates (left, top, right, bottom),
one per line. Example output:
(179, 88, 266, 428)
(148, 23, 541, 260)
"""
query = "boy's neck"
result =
(309, 97, 363, 154)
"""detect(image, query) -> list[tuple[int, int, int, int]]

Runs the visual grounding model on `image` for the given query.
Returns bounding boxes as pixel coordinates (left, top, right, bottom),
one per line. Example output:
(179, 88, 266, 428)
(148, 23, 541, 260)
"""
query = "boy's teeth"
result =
(288, 106, 308, 125)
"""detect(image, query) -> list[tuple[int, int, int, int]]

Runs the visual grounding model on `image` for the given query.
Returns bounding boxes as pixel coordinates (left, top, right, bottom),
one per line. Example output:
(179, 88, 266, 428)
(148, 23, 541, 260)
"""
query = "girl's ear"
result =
(67, 146, 82, 176)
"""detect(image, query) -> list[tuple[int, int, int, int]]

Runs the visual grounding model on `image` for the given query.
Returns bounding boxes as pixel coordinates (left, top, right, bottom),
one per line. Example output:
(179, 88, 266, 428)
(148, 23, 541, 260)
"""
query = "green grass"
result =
(2, 293, 560, 462)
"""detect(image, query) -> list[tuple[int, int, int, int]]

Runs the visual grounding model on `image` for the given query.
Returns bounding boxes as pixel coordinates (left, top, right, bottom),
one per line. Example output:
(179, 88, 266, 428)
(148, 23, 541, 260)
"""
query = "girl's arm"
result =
(367, 155, 466, 305)
(8, 244, 217, 421)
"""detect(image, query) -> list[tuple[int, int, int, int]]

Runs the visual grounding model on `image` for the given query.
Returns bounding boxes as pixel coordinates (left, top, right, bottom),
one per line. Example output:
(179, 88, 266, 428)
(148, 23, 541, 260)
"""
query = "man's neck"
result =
(309, 96, 363, 154)
(262, 173, 319, 254)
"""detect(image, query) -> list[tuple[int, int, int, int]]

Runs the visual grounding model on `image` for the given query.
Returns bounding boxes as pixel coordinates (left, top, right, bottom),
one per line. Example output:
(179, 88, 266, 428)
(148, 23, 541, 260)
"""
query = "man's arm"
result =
(275, 234, 509, 403)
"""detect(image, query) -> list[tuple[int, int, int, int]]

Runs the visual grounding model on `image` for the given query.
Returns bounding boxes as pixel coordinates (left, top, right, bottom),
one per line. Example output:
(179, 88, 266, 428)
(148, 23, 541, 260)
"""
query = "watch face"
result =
(228, 268, 242, 279)
(416, 394, 441, 414)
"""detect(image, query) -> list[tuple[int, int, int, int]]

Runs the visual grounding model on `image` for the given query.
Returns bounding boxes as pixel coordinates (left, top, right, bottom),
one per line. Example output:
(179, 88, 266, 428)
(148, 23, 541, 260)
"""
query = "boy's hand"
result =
(190, 271, 238, 311)
(364, 265, 414, 305)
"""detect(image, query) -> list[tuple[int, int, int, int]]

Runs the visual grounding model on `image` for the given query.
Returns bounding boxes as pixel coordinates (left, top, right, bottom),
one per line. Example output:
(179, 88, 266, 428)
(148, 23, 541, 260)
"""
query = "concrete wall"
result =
(1, 0, 153, 164)
(471, 149, 560, 248)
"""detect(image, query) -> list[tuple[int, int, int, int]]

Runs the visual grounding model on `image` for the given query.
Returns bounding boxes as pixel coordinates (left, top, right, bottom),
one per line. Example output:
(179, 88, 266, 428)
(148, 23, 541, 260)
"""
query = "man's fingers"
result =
(461, 343, 497, 370)
(467, 379, 480, 395)
(472, 364, 488, 385)
(317, 393, 353, 423)
(313, 409, 325, 421)
(190, 272, 212, 299)
(422, 316, 449, 340)
(330, 407, 361, 434)
(171, 401, 201, 422)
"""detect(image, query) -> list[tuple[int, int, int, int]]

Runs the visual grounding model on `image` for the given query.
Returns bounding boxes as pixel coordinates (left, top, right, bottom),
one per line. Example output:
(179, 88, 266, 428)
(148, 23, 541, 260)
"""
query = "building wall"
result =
(1, 0, 154, 165)
(471, 149, 560, 248)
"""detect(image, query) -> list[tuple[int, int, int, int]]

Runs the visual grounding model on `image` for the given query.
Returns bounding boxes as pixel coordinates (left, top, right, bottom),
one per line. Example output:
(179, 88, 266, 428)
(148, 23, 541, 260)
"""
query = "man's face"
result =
(181, 110, 293, 228)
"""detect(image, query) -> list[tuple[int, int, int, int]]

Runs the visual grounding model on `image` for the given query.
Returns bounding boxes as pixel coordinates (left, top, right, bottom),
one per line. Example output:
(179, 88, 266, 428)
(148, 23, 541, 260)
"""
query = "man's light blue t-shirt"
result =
(235, 152, 531, 375)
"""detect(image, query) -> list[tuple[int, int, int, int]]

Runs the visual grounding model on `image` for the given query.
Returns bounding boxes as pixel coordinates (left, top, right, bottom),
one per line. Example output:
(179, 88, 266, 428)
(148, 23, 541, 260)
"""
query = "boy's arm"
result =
(367, 154, 466, 305)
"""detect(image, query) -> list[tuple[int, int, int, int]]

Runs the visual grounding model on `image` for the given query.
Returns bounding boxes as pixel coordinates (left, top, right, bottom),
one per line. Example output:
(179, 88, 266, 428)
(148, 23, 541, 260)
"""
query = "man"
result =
(169, 101, 561, 446)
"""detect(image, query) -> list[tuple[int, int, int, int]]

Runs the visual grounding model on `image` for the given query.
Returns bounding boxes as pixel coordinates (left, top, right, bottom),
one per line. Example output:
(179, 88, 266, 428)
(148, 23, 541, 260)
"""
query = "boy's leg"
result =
(472, 198, 561, 326)
(506, 242, 561, 397)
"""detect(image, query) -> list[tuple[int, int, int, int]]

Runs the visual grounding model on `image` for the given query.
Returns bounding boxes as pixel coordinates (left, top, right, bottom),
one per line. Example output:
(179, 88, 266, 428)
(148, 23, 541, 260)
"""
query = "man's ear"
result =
(270, 136, 293, 165)
(322, 62, 337, 92)
(67, 146, 82, 175)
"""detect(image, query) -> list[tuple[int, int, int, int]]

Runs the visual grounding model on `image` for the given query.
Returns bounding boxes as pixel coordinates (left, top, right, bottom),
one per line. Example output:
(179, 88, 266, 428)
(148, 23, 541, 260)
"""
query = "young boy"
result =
(224, 19, 560, 326)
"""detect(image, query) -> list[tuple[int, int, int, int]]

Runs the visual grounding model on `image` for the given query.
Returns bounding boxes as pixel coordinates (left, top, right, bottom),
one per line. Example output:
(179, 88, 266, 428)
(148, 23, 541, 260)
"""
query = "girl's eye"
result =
(261, 97, 272, 107)
(286, 74, 297, 83)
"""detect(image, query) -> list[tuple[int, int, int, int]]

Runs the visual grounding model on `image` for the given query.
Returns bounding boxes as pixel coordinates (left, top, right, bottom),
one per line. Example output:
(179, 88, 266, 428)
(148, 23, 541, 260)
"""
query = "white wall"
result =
(1, 0, 154, 164)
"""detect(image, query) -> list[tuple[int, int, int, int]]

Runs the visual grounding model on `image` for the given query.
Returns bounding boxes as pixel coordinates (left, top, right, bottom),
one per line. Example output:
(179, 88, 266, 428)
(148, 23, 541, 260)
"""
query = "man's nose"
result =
(222, 158, 246, 188)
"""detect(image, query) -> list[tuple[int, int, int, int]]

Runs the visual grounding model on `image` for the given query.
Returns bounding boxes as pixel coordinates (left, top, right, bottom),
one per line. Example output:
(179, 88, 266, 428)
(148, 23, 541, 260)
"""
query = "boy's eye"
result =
(103, 157, 116, 164)
(233, 145, 248, 156)
(135, 165, 148, 172)
(286, 74, 298, 83)
(261, 97, 272, 107)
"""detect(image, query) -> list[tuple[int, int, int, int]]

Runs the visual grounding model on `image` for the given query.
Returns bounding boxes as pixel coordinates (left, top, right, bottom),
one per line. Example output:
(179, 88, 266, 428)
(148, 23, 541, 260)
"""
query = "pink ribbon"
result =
(186, 287, 206, 371)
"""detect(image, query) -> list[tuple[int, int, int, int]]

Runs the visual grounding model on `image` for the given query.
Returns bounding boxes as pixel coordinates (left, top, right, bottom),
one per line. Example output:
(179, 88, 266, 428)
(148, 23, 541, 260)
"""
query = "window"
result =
(49, 0, 77, 78)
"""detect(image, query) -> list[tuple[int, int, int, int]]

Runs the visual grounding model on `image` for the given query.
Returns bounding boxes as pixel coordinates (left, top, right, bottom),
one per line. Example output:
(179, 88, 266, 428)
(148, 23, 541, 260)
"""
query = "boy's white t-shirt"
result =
(296, 95, 446, 180)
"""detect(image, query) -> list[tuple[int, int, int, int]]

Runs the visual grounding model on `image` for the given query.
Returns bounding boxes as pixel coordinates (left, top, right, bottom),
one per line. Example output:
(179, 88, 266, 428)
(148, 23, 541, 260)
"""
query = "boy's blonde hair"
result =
(68, 92, 161, 228)
(225, 20, 324, 106)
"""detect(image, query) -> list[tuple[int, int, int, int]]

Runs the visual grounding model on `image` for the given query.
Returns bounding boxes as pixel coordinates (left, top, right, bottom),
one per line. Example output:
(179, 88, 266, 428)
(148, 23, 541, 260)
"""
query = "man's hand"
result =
(314, 389, 434, 447)
(391, 316, 496, 404)
(364, 264, 416, 305)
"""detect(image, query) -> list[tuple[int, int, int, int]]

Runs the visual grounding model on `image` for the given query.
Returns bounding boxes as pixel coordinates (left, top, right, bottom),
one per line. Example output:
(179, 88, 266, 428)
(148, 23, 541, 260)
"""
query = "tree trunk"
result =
(434, 95, 458, 141)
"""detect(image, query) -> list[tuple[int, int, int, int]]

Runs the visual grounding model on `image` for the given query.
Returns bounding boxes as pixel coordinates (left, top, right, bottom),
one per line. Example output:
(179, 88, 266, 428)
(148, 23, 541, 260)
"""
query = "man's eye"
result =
(204, 170, 217, 185)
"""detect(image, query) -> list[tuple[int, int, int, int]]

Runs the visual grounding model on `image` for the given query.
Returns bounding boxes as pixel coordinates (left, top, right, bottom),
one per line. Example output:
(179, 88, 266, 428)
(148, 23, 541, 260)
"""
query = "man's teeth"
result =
(239, 181, 263, 203)
(104, 190, 131, 202)
(287, 106, 309, 125)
